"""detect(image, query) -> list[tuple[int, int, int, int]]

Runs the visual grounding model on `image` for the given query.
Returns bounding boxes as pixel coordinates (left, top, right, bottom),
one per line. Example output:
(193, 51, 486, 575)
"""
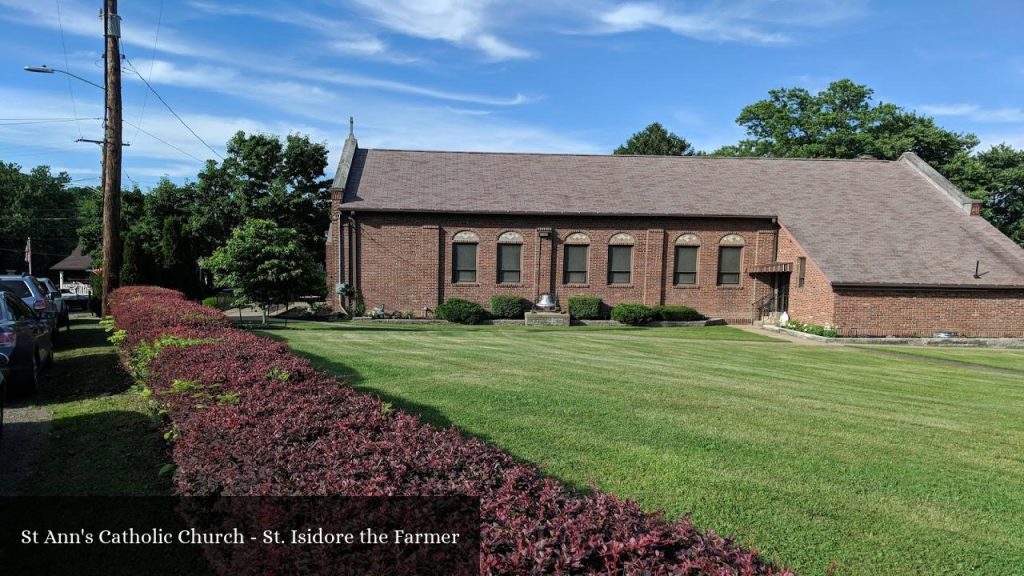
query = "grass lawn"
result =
(259, 323, 1024, 575)
(862, 345, 1024, 374)
(22, 317, 172, 495)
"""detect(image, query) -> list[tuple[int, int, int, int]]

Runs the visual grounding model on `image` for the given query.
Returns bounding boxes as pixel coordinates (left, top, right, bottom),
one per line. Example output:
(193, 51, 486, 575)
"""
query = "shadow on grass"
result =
(19, 408, 171, 496)
(52, 316, 112, 350)
(40, 318, 131, 401)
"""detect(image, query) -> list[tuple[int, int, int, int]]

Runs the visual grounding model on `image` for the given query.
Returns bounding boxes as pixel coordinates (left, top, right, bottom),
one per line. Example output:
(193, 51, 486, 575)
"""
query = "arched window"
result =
(607, 233, 635, 285)
(717, 234, 745, 286)
(497, 231, 523, 284)
(563, 232, 590, 284)
(452, 231, 479, 283)
(673, 234, 701, 285)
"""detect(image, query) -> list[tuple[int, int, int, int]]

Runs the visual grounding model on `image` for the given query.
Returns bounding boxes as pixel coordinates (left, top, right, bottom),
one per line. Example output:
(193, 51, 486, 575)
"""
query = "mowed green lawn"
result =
(259, 324, 1024, 575)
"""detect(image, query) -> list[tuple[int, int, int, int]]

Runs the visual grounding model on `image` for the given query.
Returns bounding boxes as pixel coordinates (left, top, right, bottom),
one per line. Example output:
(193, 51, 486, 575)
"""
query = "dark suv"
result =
(0, 275, 59, 342)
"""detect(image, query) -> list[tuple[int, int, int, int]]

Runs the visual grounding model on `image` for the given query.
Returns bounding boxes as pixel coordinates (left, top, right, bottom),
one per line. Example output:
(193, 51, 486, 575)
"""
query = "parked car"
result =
(60, 288, 90, 311)
(38, 277, 69, 329)
(0, 290, 52, 393)
(0, 351, 7, 442)
(0, 274, 59, 342)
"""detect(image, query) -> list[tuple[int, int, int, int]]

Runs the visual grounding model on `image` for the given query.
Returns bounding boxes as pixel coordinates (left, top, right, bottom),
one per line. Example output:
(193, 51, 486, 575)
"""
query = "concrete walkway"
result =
(733, 324, 827, 345)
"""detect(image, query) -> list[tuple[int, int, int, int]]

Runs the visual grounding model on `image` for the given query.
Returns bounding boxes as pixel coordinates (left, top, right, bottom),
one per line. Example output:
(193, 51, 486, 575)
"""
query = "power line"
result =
(0, 117, 101, 121)
(55, 0, 82, 139)
(130, 0, 164, 147)
(122, 118, 204, 163)
(123, 55, 223, 160)
(0, 117, 102, 126)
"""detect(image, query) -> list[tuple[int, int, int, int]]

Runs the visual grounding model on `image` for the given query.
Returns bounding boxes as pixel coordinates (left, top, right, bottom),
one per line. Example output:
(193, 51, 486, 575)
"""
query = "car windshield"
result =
(0, 279, 31, 298)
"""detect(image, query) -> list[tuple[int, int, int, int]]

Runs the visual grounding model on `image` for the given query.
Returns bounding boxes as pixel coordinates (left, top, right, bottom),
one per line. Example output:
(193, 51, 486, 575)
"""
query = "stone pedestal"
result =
(524, 311, 570, 326)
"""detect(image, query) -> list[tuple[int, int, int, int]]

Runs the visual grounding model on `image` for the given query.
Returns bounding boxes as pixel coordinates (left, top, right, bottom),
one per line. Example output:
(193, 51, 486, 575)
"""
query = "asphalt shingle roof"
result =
(339, 148, 1024, 288)
(48, 245, 92, 272)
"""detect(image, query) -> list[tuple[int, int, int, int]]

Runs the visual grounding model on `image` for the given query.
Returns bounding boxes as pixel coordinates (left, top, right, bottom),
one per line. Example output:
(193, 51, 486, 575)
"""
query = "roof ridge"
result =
(362, 148, 896, 163)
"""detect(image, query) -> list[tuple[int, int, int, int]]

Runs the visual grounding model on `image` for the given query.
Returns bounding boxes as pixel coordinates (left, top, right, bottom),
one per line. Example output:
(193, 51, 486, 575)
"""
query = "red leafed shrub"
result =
(110, 286, 793, 575)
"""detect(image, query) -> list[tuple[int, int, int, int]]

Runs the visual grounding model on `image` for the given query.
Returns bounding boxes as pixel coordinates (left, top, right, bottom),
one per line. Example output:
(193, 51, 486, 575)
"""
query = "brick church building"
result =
(325, 128, 1024, 337)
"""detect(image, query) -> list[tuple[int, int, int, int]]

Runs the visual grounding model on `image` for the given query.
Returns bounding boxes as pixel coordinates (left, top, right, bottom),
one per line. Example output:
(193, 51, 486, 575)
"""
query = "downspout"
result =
(351, 212, 360, 302)
(342, 211, 350, 309)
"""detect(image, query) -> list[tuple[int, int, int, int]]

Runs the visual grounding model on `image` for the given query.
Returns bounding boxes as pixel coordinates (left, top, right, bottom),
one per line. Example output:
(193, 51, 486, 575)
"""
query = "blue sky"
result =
(1, 0, 1022, 190)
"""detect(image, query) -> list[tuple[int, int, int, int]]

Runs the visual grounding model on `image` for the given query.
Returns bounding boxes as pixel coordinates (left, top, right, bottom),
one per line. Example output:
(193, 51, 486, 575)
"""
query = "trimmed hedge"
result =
(567, 295, 602, 320)
(652, 305, 706, 322)
(435, 298, 486, 324)
(611, 303, 655, 325)
(109, 286, 791, 575)
(489, 295, 527, 319)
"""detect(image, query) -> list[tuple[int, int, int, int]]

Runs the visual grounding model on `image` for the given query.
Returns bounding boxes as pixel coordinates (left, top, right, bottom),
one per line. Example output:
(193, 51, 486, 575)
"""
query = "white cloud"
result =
(591, 0, 864, 45)
(599, 3, 787, 44)
(1, 0, 528, 105)
(350, 0, 532, 60)
(976, 133, 1024, 150)
(918, 104, 1024, 123)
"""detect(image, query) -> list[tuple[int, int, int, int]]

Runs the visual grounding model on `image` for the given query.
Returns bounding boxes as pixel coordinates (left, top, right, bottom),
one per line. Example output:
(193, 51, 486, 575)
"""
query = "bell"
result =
(535, 293, 558, 310)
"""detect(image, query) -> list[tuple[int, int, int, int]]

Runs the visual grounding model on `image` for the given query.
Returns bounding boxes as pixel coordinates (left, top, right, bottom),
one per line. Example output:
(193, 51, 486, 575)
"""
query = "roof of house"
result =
(336, 147, 1024, 288)
(49, 245, 92, 272)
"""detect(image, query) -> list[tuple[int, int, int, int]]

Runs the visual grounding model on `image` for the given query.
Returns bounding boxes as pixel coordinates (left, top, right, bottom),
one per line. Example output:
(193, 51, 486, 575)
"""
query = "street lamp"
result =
(24, 9, 123, 318)
(24, 65, 104, 90)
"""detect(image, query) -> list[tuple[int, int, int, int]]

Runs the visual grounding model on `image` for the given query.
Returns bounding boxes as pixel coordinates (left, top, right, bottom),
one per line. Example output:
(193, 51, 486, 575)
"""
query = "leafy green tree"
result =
(197, 131, 331, 262)
(614, 122, 695, 156)
(0, 162, 81, 273)
(715, 79, 978, 169)
(202, 219, 325, 323)
(946, 144, 1024, 245)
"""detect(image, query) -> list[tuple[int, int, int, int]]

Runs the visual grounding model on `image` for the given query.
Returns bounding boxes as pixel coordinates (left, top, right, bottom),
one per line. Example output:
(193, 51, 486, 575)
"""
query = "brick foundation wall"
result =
(776, 226, 835, 325)
(331, 212, 779, 322)
(833, 288, 1024, 337)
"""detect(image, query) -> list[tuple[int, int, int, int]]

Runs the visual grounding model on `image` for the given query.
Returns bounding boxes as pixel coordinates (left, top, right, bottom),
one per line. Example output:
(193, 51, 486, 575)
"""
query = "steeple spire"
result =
(348, 116, 354, 138)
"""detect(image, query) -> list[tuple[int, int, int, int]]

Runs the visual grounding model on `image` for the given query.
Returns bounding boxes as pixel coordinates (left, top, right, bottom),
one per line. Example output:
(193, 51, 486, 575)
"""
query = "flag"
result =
(24, 236, 31, 271)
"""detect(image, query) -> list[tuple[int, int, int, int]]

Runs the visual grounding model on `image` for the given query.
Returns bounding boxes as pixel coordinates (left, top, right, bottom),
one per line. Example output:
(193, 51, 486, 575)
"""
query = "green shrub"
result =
(201, 296, 217, 308)
(435, 298, 486, 324)
(567, 296, 602, 320)
(350, 297, 367, 318)
(652, 305, 706, 322)
(490, 295, 527, 319)
(611, 303, 655, 325)
(784, 319, 838, 338)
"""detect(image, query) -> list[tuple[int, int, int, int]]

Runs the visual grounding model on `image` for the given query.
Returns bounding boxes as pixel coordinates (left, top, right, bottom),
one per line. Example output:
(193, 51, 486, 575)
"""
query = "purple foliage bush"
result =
(109, 286, 793, 575)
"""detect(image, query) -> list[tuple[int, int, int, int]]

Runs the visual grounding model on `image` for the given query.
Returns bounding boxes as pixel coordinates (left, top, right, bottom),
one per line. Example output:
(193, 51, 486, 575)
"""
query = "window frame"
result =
(563, 244, 589, 285)
(673, 245, 699, 286)
(797, 257, 806, 288)
(607, 245, 633, 285)
(497, 243, 522, 284)
(452, 241, 478, 284)
(717, 246, 743, 286)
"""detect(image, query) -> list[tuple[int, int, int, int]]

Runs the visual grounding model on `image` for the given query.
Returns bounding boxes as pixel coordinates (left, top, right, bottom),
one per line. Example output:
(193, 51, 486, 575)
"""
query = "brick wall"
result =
(833, 288, 1024, 337)
(776, 225, 835, 325)
(332, 212, 778, 322)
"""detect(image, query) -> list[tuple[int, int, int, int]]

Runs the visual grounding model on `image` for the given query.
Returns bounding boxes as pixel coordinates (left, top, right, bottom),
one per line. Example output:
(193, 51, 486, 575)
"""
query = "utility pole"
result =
(101, 0, 122, 316)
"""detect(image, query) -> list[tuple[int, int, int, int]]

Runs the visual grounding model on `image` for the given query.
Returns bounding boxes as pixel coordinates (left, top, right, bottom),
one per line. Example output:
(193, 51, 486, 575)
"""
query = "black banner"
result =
(0, 496, 480, 575)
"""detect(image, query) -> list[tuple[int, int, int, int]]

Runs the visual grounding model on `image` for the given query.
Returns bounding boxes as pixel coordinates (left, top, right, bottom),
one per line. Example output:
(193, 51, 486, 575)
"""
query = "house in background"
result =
(325, 129, 1024, 337)
(49, 245, 93, 295)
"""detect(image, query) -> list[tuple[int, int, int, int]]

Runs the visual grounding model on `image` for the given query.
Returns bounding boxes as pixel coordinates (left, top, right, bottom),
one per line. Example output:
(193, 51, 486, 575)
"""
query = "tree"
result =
(0, 162, 81, 273)
(614, 122, 695, 156)
(714, 79, 978, 170)
(196, 131, 331, 262)
(202, 219, 325, 323)
(945, 144, 1024, 246)
(980, 145, 1024, 245)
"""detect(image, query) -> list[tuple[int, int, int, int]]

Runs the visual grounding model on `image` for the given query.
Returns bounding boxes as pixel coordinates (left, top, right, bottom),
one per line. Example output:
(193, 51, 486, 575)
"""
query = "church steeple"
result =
(331, 116, 359, 191)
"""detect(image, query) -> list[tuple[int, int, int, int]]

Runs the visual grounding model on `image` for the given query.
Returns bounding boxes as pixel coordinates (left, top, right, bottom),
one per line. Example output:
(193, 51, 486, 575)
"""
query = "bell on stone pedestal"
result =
(535, 293, 557, 310)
